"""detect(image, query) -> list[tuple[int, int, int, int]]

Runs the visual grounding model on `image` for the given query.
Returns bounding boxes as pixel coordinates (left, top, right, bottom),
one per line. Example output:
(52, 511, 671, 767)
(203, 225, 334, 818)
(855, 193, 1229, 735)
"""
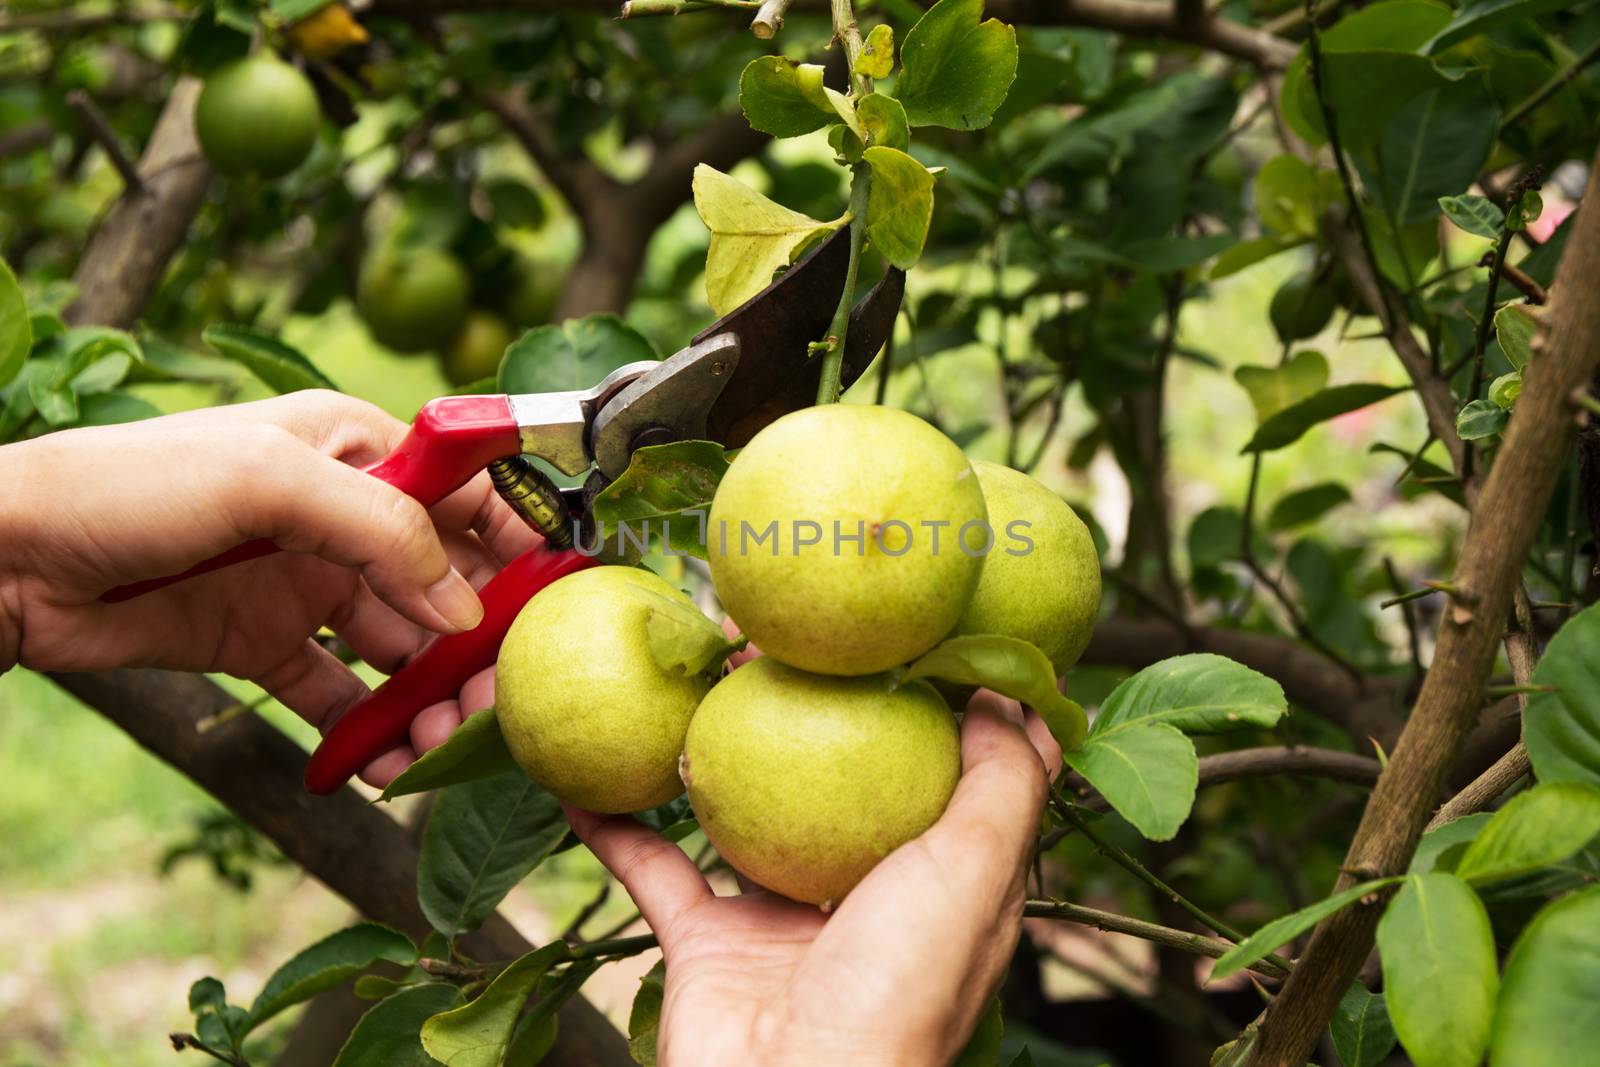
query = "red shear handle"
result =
(304, 544, 600, 794)
(103, 395, 523, 603)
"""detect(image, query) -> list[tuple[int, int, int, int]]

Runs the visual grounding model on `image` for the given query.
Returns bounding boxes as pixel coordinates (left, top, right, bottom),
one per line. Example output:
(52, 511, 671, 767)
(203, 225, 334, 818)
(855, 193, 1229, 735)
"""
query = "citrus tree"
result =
(2, 0, 1600, 1063)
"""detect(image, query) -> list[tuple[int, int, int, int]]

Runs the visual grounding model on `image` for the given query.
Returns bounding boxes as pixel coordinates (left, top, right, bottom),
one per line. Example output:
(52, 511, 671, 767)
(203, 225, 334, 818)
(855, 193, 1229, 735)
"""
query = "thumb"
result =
(235, 427, 484, 634)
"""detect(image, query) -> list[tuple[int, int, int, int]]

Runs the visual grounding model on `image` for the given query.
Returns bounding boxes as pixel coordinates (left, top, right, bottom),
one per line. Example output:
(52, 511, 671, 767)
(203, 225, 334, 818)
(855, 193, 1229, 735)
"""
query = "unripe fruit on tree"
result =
(504, 259, 563, 328)
(442, 310, 514, 386)
(951, 460, 1102, 675)
(682, 657, 960, 908)
(707, 404, 987, 676)
(357, 246, 470, 354)
(195, 54, 321, 179)
(1269, 271, 1336, 342)
(495, 567, 715, 813)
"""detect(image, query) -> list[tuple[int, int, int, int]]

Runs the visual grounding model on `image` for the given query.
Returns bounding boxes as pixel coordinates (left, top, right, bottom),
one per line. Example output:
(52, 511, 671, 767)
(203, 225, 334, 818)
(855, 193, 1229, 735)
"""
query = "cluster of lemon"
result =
(496, 404, 1101, 909)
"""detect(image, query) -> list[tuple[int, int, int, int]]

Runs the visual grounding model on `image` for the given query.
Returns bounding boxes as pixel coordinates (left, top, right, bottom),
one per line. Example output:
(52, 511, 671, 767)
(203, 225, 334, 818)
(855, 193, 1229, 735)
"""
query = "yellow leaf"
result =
(692, 164, 843, 316)
(287, 3, 368, 61)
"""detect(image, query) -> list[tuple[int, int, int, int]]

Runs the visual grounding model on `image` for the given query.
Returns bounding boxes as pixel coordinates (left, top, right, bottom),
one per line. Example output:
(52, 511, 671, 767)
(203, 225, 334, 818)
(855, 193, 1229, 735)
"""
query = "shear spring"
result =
(488, 456, 573, 549)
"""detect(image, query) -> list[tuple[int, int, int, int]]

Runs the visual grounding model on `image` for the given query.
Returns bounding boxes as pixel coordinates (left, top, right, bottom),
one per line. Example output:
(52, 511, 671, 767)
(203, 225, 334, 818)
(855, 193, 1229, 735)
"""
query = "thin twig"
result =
(561, 881, 613, 943)
(1024, 899, 1290, 979)
(66, 90, 144, 192)
(1050, 796, 1297, 973)
(814, 163, 870, 403)
(1504, 35, 1600, 127)
(1500, 259, 1548, 305)
(750, 0, 795, 36)
(1241, 454, 1366, 683)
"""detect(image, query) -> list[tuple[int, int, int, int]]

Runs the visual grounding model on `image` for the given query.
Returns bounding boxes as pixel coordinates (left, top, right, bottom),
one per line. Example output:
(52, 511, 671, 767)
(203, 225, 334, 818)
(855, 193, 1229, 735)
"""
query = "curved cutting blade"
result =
(692, 226, 906, 448)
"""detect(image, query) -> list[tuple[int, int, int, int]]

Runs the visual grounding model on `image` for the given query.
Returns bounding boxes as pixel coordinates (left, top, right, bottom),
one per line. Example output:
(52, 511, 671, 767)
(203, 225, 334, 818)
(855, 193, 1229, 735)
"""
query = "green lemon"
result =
(682, 657, 960, 908)
(441, 310, 513, 386)
(706, 404, 987, 676)
(495, 566, 715, 813)
(194, 54, 321, 179)
(951, 460, 1102, 675)
(356, 246, 470, 354)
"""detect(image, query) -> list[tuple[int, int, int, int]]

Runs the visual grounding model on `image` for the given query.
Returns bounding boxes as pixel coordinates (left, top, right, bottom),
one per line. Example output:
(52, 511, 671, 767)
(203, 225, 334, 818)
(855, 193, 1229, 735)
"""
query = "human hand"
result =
(0, 391, 542, 782)
(567, 686, 1061, 1066)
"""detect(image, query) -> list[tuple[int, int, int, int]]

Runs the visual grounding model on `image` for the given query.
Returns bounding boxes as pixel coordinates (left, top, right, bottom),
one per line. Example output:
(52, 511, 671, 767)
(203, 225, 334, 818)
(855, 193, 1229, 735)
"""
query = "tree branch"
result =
(63, 78, 211, 330)
(1248, 145, 1600, 1067)
(370, 0, 1297, 67)
(1024, 899, 1289, 979)
(1081, 617, 1403, 739)
(1328, 218, 1468, 476)
(50, 670, 631, 1067)
(0, 122, 54, 162)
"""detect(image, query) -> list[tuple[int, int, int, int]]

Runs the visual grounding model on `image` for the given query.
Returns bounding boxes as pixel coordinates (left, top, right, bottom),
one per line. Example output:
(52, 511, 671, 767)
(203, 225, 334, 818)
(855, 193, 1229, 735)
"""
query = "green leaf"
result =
(248, 924, 418, 1030)
(693, 164, 841, 317)
(1488, 372, 1522, 410)
(190, 976, 228, 1013)
(1279, 1, 1459, 150)
(498, 314, 657, 395)
(1243, 383, 1409, 453)
(1212, 878, 1400, 981)
(1489, 885, 1600, 1066)
(1526, 604, 1600, 787)
(1411, 812, 1492, 874)
(952, 996, 1003, 1067)
(0, 257, 30, 391)
(333, 983, 465, 1067)
(505, 1010, 558, 1065)
(203, 324, 339, 394)
(1456, 782, 1600, 885)
(1268, 482, 1351, 530)
(1425, 0, 1571, 52)
(590, 440, 729, 561)
(1064, 723, 1195, 841)
(1439, 194, 1505, 239)
(76, 393, 162, 426)
(379, 708, 519, 801)
(1377, 873, 1498, 1067)
(1456, 398, 1509, 441)
(738, 57, 835, 138)
(271, 0, 337, 21)
(1092, 654, 1287, 737)
(627, 960, 666, 1066)
(353, 975, 409, 1001)
(902, 634, 1088, 750)
(1331, 983, 1398, 1067)
(862, 146, 937, 269)
(416, 773, 568, 938)
(420, 944, 567, 1067)
(1121, 233, 1235, 273)
(132, 338, 240, 384)
(896, 0, 1019, 130)
(1235, 350, 1329, 423)
(1365, 79, 1499, 225)
(641, 587, 740, 677)
(858, 93, 910, 151)
(1507, 189, 1543, 232)
(1209, 234, 1309, 279)
(1494, 304, 1537, 370)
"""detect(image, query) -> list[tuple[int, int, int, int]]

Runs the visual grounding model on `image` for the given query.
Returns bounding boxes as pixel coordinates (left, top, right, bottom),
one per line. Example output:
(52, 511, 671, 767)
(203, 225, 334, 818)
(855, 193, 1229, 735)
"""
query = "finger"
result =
(411, 699, 464, 755)
(433, 468, 545, 566)
(932, 702, 1051, 872)
(1022, 708, 1064, 782)
(328, 532, 504, 676)
(253, 638, 371, 730)
(564, 805, 713, 950)
(722, 614, 761, 669)
(360, 745, 417, 788)
(233, 429, 484, 635)
(458, 667, 495, 717)
(243, 390, 409, 466)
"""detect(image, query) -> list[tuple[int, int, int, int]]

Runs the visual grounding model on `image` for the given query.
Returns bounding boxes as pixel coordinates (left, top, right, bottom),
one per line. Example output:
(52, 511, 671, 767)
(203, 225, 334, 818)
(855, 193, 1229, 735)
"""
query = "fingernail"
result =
(426, 569, 483, 631)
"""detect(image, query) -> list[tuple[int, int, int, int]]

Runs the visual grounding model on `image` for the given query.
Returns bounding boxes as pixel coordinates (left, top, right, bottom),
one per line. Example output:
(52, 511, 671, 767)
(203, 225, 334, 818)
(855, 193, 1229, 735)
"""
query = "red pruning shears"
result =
(104, 228, 904, 794)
